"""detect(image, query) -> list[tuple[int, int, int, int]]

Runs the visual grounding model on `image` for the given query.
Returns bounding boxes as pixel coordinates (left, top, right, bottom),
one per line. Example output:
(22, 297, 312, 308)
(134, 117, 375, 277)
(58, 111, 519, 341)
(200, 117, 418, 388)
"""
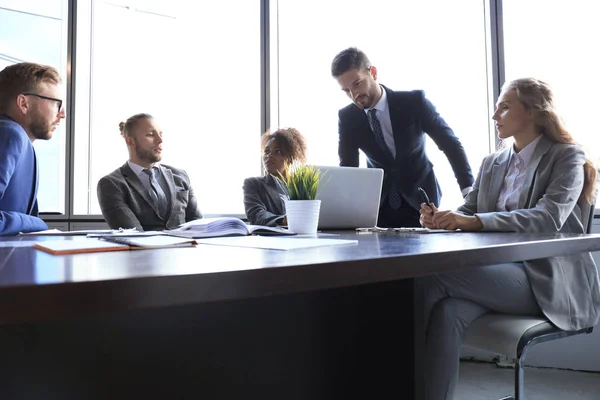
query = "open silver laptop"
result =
(315, 166, 383, 229)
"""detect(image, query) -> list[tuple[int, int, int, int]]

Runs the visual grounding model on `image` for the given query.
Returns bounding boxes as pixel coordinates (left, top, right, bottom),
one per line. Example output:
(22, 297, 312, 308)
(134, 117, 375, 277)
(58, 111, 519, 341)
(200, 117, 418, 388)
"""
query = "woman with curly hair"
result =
(243, 128, 307, 226)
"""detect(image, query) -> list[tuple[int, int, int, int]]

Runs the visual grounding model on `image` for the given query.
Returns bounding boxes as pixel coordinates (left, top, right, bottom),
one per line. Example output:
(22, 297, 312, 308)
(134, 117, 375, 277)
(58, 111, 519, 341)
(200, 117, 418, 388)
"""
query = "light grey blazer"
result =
(243, 175, 286, 226)
(97, 163, 202, 231)
(458, 135, 600, 331)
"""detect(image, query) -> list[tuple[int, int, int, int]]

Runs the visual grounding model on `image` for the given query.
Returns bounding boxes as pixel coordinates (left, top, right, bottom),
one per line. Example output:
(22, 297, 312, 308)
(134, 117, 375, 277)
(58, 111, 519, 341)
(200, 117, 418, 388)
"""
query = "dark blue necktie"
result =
(368, 109, 402, 210)
(368, 109, 393, 161)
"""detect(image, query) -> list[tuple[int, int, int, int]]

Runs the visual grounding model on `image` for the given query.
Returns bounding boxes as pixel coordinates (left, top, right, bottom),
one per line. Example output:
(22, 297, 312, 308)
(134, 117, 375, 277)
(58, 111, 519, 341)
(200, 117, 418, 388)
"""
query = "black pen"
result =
(418, 187, 434, 216)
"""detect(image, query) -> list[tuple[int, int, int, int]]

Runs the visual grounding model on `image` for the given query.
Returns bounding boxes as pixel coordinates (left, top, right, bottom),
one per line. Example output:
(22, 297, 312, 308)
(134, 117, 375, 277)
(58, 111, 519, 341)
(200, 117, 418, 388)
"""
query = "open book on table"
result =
(168, 217, 295, 239)
(33, 236, 198, 255)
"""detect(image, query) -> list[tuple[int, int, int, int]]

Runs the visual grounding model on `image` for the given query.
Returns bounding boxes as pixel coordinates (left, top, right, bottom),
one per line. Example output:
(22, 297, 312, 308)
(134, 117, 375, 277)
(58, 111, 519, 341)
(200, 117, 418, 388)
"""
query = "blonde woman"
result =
(419, 78, 600, 400)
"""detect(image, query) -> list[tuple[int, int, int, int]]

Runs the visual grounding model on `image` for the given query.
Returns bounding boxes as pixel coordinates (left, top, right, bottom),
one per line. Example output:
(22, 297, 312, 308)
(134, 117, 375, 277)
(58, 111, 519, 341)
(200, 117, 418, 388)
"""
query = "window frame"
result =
(38, 0, 510, 224)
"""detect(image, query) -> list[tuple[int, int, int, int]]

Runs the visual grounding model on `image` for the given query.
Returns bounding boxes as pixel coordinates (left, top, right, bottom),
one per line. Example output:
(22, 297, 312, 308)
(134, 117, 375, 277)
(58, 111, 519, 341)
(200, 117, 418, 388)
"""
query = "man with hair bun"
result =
(97, 113, 202, 231)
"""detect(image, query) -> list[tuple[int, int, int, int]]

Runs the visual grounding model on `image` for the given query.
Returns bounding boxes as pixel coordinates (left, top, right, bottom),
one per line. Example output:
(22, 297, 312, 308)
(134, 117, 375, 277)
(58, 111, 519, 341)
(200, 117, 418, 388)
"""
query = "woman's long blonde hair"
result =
(502, 78, 597, 204)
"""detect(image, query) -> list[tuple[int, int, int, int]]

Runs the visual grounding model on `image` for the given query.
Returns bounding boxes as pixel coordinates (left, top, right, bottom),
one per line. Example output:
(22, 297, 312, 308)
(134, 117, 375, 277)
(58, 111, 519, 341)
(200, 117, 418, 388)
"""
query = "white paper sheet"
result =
(0, 241, 36, 247)
(356, 227, 457, 234)
(195, 236, 357, 251)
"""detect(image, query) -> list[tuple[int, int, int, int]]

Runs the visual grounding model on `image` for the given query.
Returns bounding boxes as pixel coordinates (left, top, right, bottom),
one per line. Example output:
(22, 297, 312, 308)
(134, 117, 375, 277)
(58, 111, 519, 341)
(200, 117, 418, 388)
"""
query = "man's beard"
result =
(135, 142, 161, 164)
(29, 114, 53, 140)
(355, 93, 374, 109)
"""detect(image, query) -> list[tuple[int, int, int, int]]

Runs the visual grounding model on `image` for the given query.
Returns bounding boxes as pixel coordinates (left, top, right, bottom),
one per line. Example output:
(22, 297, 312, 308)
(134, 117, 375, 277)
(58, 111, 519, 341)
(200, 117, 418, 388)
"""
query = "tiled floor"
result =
(456, 360, 600, 400)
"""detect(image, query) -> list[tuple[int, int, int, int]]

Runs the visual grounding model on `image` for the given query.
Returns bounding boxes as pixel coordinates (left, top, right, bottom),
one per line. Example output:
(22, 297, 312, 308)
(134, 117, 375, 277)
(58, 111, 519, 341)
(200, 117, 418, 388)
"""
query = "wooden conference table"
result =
(0, 231, 599, 399)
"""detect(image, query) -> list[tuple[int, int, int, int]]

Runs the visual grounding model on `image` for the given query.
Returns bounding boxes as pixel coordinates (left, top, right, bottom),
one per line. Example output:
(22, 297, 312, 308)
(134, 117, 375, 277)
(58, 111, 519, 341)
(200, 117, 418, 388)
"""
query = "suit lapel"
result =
(517, 136, 554, 208)
(384, 86, 410, 162)
(120, 163, 162, 219)
(487, 148, 510, 212)
(28, 148, 39, 215)
(160, 166, 176, 223)
(267, 175, 285, 215)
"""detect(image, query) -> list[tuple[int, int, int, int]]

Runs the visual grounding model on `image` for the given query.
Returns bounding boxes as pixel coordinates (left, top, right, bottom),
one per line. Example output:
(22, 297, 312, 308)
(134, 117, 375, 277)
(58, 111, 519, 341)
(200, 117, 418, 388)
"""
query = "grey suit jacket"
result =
(458, 135, 600, 330)
(243, 175, 286, 226)
(97, 163, 202, 231)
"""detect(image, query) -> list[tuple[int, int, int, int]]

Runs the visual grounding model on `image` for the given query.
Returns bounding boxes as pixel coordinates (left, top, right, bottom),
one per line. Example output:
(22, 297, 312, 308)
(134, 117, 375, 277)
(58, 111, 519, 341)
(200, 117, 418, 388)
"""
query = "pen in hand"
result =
(418, 187, 435, 216)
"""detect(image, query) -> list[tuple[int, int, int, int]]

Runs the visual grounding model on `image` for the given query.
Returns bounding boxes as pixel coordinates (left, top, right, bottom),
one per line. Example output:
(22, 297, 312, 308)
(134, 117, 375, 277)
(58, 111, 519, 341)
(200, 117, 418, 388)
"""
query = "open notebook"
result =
(33, 236, 197, 255)
(169, 217, 295, 239)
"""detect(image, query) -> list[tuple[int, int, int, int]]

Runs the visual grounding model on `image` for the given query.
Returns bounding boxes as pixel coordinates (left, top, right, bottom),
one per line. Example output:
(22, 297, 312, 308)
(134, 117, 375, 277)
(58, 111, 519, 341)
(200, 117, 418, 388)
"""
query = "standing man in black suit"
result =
(332, 47, 474, 227)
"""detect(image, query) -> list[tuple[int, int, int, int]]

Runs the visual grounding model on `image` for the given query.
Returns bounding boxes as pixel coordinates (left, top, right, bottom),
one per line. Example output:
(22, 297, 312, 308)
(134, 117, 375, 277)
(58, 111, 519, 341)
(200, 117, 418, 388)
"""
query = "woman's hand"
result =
(420, 203, 483, 231)
(432, 211, 483, 231)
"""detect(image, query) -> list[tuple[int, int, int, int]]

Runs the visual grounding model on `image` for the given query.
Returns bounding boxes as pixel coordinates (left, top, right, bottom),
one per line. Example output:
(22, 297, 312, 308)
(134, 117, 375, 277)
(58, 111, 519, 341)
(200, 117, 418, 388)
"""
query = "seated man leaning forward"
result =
(97, 113, 202, 231)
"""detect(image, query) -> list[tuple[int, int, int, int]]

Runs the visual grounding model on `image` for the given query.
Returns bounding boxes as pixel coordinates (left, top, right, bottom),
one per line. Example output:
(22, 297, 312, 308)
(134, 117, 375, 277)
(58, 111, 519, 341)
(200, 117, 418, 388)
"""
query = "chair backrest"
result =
(579, 197, 596, 234)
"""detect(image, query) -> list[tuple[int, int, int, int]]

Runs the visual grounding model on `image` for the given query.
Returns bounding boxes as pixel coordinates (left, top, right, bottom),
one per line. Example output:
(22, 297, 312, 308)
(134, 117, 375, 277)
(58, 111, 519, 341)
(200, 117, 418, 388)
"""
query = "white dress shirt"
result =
(496, 135, 543, 211)
(364, 86, 396, 158)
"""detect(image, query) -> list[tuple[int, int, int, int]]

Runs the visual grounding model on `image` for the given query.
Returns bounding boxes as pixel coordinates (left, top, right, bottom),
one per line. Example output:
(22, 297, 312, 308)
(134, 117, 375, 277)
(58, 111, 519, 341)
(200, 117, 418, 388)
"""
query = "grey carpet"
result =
(456, 360, 600, 400)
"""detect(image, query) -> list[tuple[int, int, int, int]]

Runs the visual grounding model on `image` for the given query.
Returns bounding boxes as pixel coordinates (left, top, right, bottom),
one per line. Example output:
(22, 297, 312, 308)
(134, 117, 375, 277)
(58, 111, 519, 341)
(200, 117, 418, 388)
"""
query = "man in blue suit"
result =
(0, 62, 65, 235)
(332, 48, 474, 227)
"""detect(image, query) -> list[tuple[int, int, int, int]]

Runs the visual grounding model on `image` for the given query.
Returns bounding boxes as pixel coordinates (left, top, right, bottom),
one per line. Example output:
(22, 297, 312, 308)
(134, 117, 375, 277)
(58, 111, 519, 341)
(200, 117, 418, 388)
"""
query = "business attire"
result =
(338, 86, 474, 227)
(423, 135, 600, 400)
(0, 115, 47, 235)
(97, 161, 202, 231)
(243, 175, 286, 226)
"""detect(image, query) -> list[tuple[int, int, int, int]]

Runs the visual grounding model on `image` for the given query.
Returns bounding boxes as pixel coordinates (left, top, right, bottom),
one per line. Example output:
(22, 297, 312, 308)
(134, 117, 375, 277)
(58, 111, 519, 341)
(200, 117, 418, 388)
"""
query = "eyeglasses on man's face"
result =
(22, 93, 63, 112)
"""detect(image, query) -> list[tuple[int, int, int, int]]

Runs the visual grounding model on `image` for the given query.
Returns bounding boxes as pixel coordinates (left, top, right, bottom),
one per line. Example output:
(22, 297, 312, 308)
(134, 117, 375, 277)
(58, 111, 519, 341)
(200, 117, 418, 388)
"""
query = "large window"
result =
(73, 0, 261, 216)
(503, 0, 600, 165)
(7, 0, 597, 220)
(0, 0, 69, 214)
(276, 0, 493, 209)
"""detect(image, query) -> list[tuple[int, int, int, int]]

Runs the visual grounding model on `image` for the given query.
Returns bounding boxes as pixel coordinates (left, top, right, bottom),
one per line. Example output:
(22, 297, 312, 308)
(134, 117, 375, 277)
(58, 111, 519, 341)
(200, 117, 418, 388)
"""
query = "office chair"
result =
(462, 199, 596, 400)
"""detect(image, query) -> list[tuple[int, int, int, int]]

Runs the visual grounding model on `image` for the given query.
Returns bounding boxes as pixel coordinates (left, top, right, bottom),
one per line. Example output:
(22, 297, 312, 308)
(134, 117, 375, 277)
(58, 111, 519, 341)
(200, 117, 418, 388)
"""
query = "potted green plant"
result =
(278, 164, 323, 234)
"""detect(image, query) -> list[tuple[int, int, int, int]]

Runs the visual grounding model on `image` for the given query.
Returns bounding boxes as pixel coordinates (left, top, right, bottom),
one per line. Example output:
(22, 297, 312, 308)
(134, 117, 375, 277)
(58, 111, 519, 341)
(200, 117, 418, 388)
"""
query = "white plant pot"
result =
(285, 200, 321, 234)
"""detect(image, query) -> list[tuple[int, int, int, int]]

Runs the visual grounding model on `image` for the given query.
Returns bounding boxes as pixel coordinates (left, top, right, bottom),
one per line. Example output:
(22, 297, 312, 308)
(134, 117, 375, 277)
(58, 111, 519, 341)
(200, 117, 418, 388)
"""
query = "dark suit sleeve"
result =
(183, 171, 202, 222)
(418, 92, 474, 190)
(338, 110, 360, 167)
(457, 157, 485, 216)
(243, 178, 284, 227)
(97, 177, 144, 230)
(0, 131, 47, 235)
